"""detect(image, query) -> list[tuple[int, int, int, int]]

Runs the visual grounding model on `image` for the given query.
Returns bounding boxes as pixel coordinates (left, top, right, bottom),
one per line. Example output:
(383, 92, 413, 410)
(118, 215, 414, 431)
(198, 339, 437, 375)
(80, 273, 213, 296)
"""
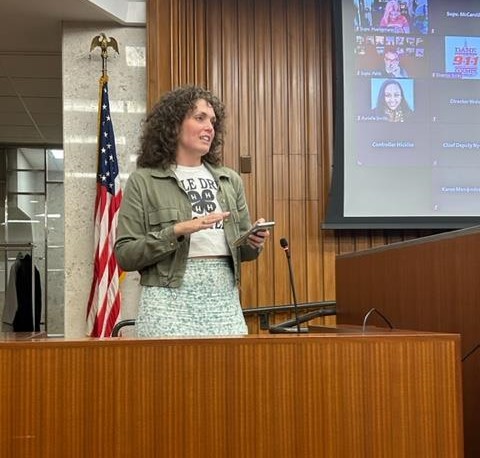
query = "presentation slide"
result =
(342, 0, 480, 218)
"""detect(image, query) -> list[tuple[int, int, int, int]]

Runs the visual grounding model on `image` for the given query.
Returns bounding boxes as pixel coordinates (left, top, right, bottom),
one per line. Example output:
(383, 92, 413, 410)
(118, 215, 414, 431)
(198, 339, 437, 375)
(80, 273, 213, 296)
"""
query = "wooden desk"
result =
(0, 332, 463, 457)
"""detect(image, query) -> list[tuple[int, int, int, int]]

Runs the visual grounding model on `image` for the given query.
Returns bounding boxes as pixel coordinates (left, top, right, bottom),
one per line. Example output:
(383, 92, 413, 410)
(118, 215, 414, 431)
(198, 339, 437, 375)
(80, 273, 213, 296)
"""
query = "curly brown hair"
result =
(137, 85, 226, 169)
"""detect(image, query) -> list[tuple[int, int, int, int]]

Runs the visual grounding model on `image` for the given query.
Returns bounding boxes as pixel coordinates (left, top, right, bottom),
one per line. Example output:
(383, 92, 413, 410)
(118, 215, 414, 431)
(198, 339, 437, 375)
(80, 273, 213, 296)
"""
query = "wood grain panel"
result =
(220, 0, 240, 171)
(0, 334, 463, 457)
(304, 0, 321, 157)
(270, 0, 289, 159)
(170, 0, 180, 84)
(273, 199, 292, 304)
(205, 0, 223, 92)
(147, 0, 172, 103)
(306, 153, 319, 200)
(289, 154, 306, 201)
(286, 0, 305, 156)
(306, 200, 322, 300)
(237, 0, 254, 164)
(289, 197, 308, 301)
(318, 0, 334, 214)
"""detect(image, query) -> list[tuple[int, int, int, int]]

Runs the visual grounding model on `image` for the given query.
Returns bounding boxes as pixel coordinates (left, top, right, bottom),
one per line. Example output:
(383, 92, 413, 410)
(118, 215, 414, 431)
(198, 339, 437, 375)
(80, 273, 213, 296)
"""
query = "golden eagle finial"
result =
(90, 33, 119, 58)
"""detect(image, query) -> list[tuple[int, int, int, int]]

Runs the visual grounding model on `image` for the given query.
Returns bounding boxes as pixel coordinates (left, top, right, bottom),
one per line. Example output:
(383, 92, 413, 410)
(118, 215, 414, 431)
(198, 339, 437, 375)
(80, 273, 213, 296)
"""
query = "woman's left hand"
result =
(247, 218, 271, 250)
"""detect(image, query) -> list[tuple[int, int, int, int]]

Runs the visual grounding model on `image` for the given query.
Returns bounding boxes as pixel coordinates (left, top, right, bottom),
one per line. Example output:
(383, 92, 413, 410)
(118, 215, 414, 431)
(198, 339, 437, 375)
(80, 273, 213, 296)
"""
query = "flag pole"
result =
(86, 33, 122, 338)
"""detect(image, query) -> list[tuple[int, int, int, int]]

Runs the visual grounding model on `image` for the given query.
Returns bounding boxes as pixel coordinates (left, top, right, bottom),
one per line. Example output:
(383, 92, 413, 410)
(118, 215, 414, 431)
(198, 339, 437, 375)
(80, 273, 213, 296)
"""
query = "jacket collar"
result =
(149, 161, 230, 180)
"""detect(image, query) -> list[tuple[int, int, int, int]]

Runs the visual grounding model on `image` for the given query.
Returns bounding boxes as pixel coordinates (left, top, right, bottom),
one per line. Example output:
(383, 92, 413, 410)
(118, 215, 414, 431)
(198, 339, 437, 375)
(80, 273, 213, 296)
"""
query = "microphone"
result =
(280, 238, 301, 333)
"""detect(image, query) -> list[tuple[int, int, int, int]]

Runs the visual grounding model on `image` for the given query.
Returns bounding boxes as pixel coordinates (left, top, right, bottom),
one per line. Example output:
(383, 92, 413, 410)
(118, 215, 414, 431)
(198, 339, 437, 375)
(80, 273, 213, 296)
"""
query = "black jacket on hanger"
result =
(12, 254, 42, 332)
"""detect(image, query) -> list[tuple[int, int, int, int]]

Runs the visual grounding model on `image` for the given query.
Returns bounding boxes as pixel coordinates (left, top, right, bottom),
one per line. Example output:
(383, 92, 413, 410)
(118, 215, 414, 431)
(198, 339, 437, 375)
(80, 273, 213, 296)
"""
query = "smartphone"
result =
(233, 221, 275, 247)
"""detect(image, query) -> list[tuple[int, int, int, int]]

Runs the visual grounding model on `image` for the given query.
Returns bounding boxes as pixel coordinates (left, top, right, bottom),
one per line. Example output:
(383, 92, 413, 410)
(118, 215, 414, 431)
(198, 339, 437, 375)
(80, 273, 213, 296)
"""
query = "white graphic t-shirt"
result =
(174, 164, 230, 258)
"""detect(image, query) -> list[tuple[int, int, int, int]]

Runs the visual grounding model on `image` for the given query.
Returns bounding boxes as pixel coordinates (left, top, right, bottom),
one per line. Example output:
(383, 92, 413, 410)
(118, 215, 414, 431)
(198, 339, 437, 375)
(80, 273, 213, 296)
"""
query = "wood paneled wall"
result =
(147, 0, 436, 329)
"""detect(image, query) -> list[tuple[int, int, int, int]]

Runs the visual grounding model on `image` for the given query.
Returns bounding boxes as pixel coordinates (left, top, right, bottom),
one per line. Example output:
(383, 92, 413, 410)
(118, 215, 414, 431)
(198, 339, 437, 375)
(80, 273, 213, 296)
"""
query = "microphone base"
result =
(269, 326, 309, 334)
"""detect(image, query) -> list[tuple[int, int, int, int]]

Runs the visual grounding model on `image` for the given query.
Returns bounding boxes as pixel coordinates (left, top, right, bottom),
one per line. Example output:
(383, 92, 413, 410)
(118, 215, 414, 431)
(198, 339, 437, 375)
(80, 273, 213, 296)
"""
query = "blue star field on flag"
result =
(98, 81, 119, 195)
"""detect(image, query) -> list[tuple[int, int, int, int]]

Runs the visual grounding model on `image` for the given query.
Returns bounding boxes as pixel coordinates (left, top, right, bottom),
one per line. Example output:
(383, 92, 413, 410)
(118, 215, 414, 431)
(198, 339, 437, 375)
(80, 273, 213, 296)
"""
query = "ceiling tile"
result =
(0, 54, 61, 78)
(0, 112, 34, 126)
(0, 125, 42, 141)
(40, 126, 63, 144)
(32, 112, 63, 127)
(23, 97, 62, 113)
(11, 77, 62, 98)
(0, 96, 25, 112)
(0, 77, 16, 96)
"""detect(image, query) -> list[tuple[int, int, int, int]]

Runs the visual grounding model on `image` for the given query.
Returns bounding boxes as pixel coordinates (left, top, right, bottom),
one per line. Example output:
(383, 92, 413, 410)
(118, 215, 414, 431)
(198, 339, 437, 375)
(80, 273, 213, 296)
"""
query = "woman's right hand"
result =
(174, 212, 230, 236)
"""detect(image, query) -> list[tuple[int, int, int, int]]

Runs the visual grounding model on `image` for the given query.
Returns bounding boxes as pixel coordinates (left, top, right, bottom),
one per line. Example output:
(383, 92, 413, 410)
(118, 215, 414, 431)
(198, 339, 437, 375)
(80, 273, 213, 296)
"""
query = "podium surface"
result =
(0, 331, 462, 457)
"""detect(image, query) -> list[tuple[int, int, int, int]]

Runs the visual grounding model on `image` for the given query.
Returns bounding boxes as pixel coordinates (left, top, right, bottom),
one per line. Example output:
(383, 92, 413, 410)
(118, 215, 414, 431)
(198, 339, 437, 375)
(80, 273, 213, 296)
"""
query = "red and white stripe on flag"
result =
(86, 75, 123, 337)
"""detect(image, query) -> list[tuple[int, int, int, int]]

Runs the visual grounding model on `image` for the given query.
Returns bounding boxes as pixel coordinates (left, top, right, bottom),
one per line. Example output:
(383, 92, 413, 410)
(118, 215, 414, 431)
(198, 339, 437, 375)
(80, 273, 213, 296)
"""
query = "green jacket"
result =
(114, 162, 260, 287)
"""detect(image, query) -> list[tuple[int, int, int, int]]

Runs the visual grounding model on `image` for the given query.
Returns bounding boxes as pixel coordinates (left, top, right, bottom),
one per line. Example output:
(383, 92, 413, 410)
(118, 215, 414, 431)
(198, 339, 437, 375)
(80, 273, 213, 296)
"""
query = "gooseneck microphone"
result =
(279, 238, 301, 333)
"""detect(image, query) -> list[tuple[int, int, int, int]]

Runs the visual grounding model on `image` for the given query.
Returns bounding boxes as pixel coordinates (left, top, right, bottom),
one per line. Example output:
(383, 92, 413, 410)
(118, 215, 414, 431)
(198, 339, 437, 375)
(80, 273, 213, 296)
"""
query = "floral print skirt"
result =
(136, 258, 248, 337)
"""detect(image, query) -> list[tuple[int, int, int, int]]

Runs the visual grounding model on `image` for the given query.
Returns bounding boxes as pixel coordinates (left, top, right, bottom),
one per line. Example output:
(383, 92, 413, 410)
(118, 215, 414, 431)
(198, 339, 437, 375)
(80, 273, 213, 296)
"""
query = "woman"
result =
(115, 86, 269, 337)
(380, 0, 410, 33)
(373, 79, 413, 122)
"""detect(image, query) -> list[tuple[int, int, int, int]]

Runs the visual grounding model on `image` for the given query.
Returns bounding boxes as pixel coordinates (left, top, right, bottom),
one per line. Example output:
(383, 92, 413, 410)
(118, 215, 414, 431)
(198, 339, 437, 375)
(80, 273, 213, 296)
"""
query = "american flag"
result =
(86, 76, 123, 337)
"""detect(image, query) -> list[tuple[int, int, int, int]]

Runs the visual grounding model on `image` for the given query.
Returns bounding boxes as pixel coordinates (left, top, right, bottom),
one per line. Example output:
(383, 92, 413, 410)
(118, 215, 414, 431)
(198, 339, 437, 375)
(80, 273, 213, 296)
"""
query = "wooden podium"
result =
(335, 225, 480, 457)
(0, 331, 462, 457)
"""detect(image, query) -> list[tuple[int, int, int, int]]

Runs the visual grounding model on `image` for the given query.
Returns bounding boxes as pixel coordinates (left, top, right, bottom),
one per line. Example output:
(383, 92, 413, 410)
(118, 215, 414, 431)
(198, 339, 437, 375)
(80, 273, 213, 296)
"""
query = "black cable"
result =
(462, 343, 480, 362)
(362, 307, 394, 332)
